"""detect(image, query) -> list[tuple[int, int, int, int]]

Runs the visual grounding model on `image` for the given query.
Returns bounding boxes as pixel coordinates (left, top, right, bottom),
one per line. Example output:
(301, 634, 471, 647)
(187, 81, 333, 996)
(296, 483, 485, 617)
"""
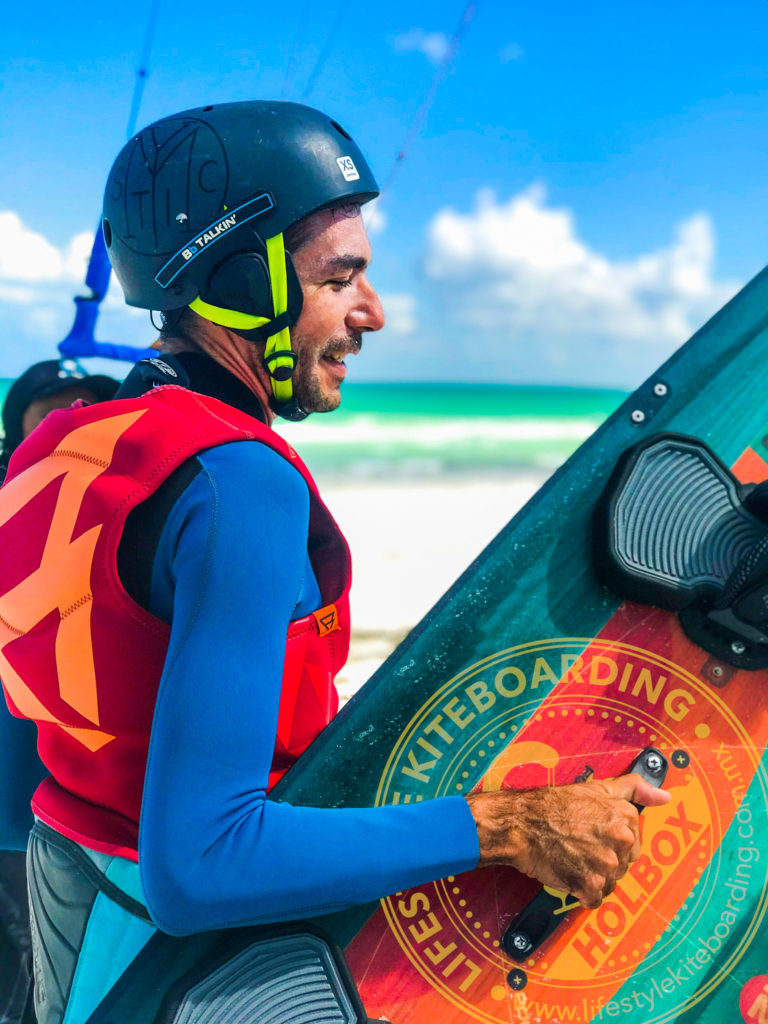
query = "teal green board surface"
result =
(92, 266, 768, 1024)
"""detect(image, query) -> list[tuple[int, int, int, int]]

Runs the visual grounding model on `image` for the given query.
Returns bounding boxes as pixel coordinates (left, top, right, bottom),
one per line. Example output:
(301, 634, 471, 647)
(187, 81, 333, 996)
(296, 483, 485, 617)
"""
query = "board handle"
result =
(500, 747, 668, 962)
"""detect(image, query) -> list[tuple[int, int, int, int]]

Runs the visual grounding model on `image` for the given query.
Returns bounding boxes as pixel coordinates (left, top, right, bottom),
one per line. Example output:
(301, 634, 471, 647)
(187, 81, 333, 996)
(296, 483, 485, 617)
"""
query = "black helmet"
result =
(102, 100, 379, 419)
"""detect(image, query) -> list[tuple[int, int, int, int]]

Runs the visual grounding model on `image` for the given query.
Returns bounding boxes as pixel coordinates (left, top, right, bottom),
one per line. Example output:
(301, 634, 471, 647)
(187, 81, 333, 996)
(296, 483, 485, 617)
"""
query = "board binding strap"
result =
(594, 432, 768, 670)
(88, 921, 377, 1024)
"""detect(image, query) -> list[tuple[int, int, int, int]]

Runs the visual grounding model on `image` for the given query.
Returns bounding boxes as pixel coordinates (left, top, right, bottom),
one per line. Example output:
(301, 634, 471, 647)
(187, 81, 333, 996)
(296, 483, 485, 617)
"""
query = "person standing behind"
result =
(0, 359, 119, 1024)
(1, 361, 119, 481)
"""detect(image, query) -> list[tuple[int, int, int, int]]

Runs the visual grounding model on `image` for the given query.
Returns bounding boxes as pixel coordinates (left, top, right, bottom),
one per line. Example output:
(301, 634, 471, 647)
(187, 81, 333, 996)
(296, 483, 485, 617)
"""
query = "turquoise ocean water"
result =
(0, 379, 626, 479)
(274, 383, 627, 479)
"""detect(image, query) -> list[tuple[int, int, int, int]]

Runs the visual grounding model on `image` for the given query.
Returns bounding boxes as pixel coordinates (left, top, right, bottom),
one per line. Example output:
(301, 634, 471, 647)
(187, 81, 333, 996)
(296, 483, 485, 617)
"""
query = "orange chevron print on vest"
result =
(0, 387, 351, 859)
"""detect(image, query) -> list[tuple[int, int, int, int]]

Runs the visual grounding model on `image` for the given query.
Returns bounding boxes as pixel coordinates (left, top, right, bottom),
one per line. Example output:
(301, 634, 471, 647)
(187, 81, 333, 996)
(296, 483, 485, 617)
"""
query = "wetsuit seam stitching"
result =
(0, 610, 24, 636)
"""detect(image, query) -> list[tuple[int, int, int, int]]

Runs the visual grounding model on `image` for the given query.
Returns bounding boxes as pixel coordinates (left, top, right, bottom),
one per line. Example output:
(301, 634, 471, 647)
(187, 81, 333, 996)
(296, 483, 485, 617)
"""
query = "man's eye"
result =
(328, 278, 352, 288)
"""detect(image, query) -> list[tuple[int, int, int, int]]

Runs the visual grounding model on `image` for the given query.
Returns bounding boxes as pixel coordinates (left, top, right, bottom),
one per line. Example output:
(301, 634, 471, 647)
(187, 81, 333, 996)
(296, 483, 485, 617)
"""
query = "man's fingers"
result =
(629, 822, 643, 862)
(605, 773, 672, 808)
(602, 875, 618, 898)
(574, 872, 606, 909)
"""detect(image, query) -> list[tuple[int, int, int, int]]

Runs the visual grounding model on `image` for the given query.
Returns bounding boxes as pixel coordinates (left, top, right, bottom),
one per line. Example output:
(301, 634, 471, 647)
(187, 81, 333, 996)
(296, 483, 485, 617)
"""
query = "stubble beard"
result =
(290, 331, 362, 415)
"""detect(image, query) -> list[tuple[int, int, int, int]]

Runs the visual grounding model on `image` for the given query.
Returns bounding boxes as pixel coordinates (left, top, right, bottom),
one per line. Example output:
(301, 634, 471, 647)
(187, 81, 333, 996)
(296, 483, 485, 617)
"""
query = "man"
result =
(0, 102, 668, 1024)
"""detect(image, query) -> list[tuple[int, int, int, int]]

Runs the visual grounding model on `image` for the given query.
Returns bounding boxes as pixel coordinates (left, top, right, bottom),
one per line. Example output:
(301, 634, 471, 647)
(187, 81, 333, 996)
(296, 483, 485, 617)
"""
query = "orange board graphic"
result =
(344, 446, 768, 1023)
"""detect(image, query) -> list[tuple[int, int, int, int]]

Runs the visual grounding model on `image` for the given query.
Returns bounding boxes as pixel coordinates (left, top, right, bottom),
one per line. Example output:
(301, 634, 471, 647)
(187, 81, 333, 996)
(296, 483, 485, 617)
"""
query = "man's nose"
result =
(349, 277, 385, 333)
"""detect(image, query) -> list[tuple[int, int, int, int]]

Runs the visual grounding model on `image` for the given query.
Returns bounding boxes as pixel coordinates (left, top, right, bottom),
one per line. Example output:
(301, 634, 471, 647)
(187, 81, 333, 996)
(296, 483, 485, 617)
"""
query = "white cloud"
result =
(380, 292, 417, 335)
(0, 283, 38, 305)
(0, 212, 95, 288)
(62, 231, 96, 282)
(499, 42, 524, 63)
(423, 186, 739, 381)
(0, 211, 66, 282)
(0, 201, 743, 389)
(393, 29, 451, 64)
(363, 197, 387, 236)
(0, 210, 153, 376)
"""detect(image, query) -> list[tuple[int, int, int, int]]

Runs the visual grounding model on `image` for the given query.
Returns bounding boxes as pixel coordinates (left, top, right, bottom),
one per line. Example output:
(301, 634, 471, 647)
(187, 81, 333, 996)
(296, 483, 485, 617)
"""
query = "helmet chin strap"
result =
(263, 234, 308, 422)
(189, 233, 308, 422)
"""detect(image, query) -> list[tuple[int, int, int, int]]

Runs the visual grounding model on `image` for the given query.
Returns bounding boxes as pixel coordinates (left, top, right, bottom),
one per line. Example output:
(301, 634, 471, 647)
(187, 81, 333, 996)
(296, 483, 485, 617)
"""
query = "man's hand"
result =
(465, 774, 671, 908)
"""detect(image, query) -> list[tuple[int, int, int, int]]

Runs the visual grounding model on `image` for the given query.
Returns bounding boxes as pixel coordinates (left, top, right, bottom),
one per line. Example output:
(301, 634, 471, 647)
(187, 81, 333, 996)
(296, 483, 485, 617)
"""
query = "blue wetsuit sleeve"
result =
(0, 700, 46, 850)
(139, 441, 480, 935)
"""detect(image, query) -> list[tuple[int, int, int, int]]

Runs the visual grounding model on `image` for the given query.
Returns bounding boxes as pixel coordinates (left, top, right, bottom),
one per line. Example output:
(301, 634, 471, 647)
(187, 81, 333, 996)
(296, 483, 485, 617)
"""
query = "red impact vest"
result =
(0, 386, 351, 860)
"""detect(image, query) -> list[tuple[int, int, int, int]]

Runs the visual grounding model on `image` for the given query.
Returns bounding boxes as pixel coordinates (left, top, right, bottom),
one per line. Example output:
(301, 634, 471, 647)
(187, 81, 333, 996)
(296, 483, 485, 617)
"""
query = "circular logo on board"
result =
(370, 639, 768, 1024)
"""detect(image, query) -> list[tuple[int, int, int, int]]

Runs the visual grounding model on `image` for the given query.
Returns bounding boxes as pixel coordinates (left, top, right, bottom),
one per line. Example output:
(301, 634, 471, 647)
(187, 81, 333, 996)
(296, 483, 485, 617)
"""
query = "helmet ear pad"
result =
(199, 248, 304, 329)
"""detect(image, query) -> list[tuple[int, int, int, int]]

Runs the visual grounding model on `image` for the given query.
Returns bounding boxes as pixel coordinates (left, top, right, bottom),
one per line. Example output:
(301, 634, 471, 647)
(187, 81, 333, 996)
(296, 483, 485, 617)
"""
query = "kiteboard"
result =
(91, 266, 768, 1024)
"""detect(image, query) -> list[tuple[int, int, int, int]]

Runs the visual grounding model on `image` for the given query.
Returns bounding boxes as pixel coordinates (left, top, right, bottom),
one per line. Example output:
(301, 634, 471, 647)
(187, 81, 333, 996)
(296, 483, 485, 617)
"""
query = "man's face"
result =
(289, 210, 385, 413)
(21, 386, 101, 438)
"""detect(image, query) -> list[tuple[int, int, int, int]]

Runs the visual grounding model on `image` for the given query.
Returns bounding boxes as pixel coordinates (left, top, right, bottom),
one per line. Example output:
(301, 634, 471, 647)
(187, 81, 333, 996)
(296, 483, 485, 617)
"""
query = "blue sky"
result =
(1, 0, 766, 386)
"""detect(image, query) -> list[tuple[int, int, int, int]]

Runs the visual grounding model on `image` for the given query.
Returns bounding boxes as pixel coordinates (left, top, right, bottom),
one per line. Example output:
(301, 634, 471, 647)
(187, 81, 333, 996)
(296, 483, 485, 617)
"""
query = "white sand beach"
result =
(267, 383, 612, 704)
(319, 472, 550, 703)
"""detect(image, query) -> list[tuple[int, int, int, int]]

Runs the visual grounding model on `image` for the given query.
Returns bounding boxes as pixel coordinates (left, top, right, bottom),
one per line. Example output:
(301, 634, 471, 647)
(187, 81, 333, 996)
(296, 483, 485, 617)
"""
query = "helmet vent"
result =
(102, 219, 112, 247)
(202, 105, 214, 112)
(330, 119, 352, 141)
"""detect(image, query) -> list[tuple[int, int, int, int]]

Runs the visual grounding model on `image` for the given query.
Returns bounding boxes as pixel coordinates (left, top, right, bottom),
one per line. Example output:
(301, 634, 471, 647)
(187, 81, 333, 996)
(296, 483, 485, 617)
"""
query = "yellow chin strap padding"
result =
(188, 232, 295, 405)
(263, 233, 294, 404)
(187, 298, 271, 331)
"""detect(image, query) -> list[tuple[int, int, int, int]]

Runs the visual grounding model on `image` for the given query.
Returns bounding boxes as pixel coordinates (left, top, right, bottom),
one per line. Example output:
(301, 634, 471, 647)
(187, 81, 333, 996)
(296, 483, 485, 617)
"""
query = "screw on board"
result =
(731, 640, 747, 656)
(510, 932, 532, 954)
(672, 749, 690, 769)
(631, 410, 646, 424)
(507, 969, 528, 991)
(653, 382, 669, 397)
(702, 657, 735, 687)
